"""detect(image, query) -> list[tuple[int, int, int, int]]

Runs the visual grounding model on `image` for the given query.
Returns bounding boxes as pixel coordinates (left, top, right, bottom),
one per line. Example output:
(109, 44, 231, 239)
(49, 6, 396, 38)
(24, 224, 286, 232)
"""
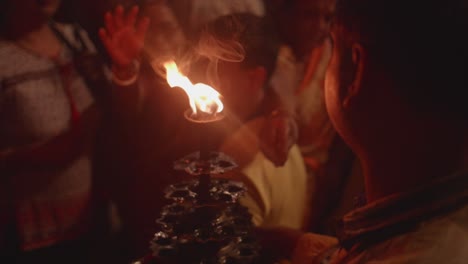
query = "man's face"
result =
(215, 61, 264, 121)
(279, 0, 335, 58)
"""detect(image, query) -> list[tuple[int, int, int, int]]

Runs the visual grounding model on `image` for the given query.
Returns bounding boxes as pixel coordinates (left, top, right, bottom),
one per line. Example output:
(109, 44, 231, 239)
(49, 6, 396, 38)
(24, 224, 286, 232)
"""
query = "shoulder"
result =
(412, 205, 468, 263)
(359, 205, 468, 264)
(0, 39, 52, 81)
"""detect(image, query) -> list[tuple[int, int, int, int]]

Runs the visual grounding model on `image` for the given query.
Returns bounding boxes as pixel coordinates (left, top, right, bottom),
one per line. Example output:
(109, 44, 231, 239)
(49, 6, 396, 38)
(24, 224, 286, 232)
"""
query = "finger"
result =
(136, 16, 150, 41)
(99, 28, 112, 53)
(100, 29, 126, 66)
(114, 5, 125, 29)
(104, 12, 116, 35)
(125, 5, 139, 27)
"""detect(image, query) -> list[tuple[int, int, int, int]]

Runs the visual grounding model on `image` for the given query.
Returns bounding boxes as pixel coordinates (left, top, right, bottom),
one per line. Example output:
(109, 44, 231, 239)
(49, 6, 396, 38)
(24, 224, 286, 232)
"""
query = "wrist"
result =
(111, 60, 140, 86)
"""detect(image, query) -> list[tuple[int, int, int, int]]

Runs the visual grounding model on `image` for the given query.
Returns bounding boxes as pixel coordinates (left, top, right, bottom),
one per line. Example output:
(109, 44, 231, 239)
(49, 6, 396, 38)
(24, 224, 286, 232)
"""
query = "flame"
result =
(164, 61, 223, 115)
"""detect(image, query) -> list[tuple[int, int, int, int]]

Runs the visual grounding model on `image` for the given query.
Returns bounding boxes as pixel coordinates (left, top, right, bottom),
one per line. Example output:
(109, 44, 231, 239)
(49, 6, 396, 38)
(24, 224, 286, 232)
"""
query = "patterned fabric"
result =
(292, 172, 468, 264)
(0, 23, 96, 250)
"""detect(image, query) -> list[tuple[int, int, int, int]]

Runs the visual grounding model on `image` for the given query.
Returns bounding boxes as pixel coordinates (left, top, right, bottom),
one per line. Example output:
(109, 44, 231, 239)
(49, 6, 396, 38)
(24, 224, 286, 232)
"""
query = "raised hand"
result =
(99, 5, 149, 69)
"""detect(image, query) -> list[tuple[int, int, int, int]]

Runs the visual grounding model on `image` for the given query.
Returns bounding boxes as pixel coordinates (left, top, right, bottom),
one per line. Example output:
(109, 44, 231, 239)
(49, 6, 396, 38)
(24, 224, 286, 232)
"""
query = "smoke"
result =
(141, 1, 188, 78)
(194, 27, 245, 89)
(146, 11, 247, 91)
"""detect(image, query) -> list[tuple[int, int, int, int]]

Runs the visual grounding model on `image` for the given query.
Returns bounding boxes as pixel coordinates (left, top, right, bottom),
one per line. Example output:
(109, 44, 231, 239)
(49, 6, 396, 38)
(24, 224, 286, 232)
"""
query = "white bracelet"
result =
(112, 72, 138, 86)
(111, 60, 140, 86)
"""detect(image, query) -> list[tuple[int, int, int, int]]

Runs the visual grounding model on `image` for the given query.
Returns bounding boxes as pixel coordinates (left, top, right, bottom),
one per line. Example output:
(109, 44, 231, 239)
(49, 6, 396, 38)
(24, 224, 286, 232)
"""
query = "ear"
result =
(343, 43, 367, 108)
(248, 66, 267, 94)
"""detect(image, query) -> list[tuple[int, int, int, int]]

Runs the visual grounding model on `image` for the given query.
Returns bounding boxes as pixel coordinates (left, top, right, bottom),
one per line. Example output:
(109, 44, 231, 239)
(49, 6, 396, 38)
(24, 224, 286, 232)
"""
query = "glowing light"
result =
(164, 61, 223, 115)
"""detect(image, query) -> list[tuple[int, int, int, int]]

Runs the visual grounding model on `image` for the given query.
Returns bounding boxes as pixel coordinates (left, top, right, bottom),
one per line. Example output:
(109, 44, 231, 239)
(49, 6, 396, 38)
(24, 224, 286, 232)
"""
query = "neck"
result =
(1, 14, 49, 41)
(11, 23, 62, 59)
(360, 121, 468, 203)
(14, 23, 51, 42)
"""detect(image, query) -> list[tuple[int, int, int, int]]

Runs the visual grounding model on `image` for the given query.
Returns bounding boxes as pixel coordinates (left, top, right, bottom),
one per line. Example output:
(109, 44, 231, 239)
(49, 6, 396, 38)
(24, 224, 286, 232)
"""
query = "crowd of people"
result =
(1, 0, 468, 263)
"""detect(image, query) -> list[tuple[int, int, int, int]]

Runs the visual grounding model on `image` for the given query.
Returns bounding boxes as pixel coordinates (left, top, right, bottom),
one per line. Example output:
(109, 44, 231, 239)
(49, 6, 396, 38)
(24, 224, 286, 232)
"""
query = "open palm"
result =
(99, 5, 149, 68)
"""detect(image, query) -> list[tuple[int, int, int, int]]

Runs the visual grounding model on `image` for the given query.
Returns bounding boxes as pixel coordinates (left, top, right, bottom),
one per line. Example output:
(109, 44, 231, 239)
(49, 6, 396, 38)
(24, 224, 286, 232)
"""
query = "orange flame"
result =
(164, 61, 223, 115)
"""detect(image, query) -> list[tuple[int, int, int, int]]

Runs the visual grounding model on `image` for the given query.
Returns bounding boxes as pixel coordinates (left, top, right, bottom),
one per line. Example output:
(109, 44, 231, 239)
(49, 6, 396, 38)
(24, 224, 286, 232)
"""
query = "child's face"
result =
(215, 61, 265, 122)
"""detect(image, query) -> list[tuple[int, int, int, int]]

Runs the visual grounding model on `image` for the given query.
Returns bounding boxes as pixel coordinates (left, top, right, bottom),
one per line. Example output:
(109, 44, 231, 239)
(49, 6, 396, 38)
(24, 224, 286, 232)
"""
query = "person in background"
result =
(57, 1, 300, 260)
(99, 1, 191, 259)
(266, 0, 468, 263)
(0, 0, 148, 262)
(267, 0, 335, 170)
(169, 0, 265, 40)
(166, 0, 298, 167)
(197, 12, 309, 236)
(266, 0, 363, 233)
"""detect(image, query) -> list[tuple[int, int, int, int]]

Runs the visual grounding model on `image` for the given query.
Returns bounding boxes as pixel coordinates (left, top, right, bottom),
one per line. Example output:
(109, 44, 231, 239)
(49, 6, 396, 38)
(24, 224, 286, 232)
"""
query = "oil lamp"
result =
(133, 61, 259, 264)
(164, 60, 226, 202)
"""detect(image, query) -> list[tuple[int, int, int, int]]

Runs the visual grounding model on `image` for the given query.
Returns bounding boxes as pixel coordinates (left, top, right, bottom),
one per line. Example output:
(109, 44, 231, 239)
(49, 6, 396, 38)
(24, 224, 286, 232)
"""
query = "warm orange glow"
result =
(164, 61, 224, 115)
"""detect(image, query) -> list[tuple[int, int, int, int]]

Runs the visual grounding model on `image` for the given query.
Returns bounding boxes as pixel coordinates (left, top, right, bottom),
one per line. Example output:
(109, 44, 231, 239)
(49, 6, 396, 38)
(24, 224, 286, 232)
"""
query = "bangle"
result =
(111, 60, 140, 86)
(112, 72, 138, 86)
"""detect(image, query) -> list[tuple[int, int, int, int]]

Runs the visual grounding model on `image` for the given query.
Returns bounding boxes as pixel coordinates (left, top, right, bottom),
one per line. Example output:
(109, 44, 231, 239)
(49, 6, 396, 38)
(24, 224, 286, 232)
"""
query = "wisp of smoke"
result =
(195, 24, 246, 88)
(148, 14, 247, 90)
